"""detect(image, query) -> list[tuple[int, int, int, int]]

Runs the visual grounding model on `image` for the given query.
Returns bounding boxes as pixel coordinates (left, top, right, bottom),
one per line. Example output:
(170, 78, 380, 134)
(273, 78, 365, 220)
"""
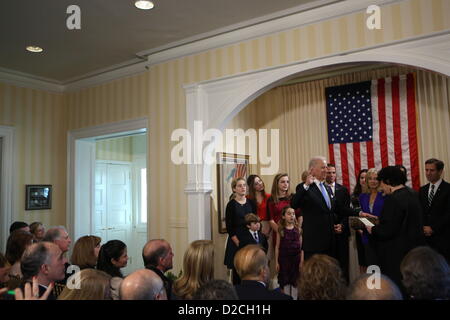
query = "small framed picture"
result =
(25, 185, 52, 210)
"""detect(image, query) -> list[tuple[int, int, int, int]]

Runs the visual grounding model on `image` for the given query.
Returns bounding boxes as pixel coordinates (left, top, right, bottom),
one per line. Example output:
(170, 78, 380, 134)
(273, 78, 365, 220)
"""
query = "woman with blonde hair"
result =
(71, 235, 102, 270)
(298, 254, 346, 300)
(223, 177, 256, 284)
(173, 240, 214, 300)
(58, 269, 111, 300)
(359, 168, 385, 269)
(29, 222, 45, 242)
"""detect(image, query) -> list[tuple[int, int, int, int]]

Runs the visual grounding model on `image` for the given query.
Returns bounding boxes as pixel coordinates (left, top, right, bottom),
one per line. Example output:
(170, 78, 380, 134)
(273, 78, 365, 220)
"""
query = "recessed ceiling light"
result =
(135, 0, 154, 10)
(26, 46, 43, 53)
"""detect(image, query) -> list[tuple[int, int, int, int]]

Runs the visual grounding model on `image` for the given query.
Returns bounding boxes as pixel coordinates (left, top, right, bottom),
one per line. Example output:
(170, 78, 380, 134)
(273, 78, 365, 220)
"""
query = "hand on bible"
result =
(423, 226, 433, 236)
(334, 224, 343, 234)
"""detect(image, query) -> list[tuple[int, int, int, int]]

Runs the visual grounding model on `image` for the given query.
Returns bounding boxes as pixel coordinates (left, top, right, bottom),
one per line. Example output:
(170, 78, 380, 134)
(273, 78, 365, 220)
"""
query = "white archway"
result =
(183, 32, 450, 242)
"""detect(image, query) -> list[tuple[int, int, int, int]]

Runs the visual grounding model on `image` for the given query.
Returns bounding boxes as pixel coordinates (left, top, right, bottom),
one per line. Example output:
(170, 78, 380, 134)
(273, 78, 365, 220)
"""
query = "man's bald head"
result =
(120, 269, 166, 300)
(347, 274, 403, 300)
(142, 239, 173, 272)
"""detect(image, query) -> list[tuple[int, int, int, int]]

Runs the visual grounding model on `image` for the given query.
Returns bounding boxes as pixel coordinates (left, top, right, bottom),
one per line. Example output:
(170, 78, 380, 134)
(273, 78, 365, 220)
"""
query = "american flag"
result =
(326, 73, 420, 192)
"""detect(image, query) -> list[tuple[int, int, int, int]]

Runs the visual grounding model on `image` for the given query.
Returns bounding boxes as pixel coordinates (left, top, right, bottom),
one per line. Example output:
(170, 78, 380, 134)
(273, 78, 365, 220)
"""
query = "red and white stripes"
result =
(329, 73, 420, 192)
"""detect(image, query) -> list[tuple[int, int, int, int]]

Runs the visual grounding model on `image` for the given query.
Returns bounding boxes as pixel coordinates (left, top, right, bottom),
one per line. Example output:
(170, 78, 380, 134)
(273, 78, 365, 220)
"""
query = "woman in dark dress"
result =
(224, 177, 256, 284)
(366, 166, 425, 287)
(351, 169, 368, 273)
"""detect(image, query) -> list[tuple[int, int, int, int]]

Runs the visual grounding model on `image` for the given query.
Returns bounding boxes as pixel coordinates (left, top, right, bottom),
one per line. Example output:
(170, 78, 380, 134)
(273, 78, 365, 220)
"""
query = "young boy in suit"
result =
(238, 213, 268, 253)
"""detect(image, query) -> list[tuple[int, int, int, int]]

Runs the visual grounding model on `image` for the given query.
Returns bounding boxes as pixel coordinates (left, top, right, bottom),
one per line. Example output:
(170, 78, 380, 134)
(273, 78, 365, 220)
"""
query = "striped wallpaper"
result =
(1, 0, 449, 275)
(0, 83, 67, 229)
(96, 136, 133, 162)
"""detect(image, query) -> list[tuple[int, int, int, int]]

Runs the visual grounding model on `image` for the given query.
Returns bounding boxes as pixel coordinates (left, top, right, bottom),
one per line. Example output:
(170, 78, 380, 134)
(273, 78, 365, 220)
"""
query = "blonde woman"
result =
(58, 269, 111, 300)
(358, 168, 385, 269)
(223, 177, 256, 284)
(71, 235, 102, 270)
(173, 240, 214, 300)
(29, 222, 45, 242)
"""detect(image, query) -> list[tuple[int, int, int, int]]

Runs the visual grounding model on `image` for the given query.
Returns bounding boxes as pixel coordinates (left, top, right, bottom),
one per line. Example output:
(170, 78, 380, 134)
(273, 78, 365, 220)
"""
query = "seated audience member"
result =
(9, 221, 29, 234)
(43, 226, 73, 285)
(142, 239, 174, 299)
(193, 279, 239, 300)
(120, 269, 167, 300)
(43, 226, 72, 254)
(234, 244, 292, 300)
(400, 246, 450, 300)
(20, 242, 67, 300)
(238, 213, 268, 252)
(5, 230, 34, 279)
(71, 235, 101, 270)
(0, 277, 53, 300)
(173, 240, 214, 300)
(97, 240, 128, 277)
(97, 240, 128, 300)
(298, 254, 347, 300)
(58, 269, 111, 300)
(346, 273, 403, 300)
(29, 222, 45, 242)
(0, 253, 11, 287)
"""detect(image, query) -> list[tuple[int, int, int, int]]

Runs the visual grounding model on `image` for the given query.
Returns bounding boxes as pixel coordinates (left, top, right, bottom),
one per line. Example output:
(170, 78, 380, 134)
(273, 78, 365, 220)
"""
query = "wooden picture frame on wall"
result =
(216, 153, 249, 234)
(25, 185, 52, 210)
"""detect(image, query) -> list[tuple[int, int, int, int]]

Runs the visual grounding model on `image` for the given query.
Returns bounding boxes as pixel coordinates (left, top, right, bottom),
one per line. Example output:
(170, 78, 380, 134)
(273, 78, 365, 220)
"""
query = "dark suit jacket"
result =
(332, 183, 353, 236)
(224, 199, 257, 268)
(419, 180, 450, 260)
(237, 229, 268, 253)
(371, 187, 425, 286)
(234, 280, 292, 300)
(39, 284, 56, 300)
(292, 182, 336, 254)
(146, 266, 173, 300)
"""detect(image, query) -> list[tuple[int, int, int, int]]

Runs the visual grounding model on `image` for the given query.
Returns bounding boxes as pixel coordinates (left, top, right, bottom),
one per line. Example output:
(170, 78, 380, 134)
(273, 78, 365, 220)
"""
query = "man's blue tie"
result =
(319, 182, 331, 209)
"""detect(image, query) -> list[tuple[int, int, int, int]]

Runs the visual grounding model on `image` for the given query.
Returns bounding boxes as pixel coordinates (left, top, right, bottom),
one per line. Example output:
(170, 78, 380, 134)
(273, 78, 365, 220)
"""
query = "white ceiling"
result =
(0, 0, 340, 83)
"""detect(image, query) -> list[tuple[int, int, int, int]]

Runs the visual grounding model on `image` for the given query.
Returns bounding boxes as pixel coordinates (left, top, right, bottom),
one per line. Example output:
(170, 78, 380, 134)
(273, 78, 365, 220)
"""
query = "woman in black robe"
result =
(366, 166, 425, 287)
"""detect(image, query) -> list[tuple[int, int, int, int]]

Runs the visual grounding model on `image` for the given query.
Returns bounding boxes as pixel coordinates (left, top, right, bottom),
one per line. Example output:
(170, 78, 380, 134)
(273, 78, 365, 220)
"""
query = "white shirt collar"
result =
(313, 179, 325, 188)
(430, 179, 442, 191)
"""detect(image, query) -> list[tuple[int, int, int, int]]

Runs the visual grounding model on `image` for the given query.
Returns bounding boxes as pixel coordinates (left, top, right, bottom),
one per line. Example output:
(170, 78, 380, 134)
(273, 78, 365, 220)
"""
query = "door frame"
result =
(66, 118, 148, 243)
(0, 125, 15, 251)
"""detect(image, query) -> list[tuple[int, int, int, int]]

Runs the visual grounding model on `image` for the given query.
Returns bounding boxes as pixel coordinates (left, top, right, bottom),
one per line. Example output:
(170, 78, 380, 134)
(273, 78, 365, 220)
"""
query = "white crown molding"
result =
(63, 59, 150, 92)
(0, 67, 64, 93)
(65, 0, 397, 91)
(0, 0, 419, 93)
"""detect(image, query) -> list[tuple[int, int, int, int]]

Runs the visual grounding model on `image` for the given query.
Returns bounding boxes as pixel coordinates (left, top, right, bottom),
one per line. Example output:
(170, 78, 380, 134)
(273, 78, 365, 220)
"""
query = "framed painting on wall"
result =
(216, 153, 249, 234)
(25, 185, 52, 210)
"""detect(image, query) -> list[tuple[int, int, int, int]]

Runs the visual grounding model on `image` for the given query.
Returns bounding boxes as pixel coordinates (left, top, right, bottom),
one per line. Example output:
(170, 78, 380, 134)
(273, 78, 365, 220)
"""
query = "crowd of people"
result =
(0, 157, 449, 300)
(223, 156, 450, 300)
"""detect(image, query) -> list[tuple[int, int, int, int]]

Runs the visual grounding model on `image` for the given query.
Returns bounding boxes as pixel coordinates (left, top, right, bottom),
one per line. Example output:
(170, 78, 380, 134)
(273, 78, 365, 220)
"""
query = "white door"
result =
(94, 162, 133, 275)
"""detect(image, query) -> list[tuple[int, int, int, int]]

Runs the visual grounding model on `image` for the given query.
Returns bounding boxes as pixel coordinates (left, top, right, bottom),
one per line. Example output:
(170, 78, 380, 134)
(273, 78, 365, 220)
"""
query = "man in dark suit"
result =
(238, 214, 268, 252)
(234, 244, 292, 300)
(292, 156, 341, 261)
(326, 163, 351, 283)
(419, 158, 450, 263)
(20, 242, 68, 300)
(142, 239, 174, 300)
